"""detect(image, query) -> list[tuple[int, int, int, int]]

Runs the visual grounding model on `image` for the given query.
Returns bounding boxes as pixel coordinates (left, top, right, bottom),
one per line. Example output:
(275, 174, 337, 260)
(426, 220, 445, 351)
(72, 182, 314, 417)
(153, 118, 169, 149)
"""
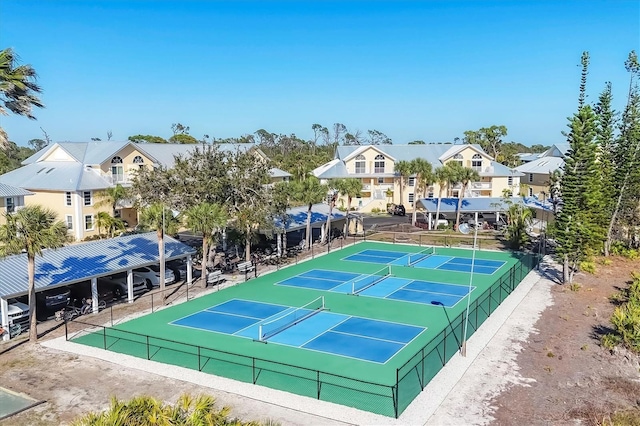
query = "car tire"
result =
(264, 247, 273, 256)
(146, 279, 153, 290)
(113, 286, 123, 299)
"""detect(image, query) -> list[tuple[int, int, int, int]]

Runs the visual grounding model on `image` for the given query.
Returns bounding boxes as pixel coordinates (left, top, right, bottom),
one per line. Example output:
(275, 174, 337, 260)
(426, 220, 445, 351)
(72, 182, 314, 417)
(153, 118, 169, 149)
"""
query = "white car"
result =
(1, 298, 29, 324)
(133, 265, 175, 289)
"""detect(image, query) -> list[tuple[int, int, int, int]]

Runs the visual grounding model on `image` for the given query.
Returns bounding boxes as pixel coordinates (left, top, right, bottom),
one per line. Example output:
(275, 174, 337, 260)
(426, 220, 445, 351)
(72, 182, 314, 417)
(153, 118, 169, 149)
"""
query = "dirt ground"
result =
(1, 255, 639, 425)
(491, 257, 640, 425)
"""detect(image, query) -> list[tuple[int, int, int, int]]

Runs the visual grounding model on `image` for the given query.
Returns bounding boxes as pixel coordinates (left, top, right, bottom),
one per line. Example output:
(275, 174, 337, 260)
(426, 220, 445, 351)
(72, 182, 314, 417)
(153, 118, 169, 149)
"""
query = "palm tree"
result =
(331, 178, 362, 235)
(95, 184, 130, 218)
(454, 167, 481, 230)
(505, 203, 535, 249)
(184, 202, 227, 279)
(394, 160, 412, 206)
(71, 393, 262, 425)
(94, 211, 112, 238)
(0, 48, 44, 150)
(292, 176, 327, 250)
(433, 167, 450, 230)
(409, 158, 433, 226)
(0, 205, 68, 342)
(139, 203, 181, 301)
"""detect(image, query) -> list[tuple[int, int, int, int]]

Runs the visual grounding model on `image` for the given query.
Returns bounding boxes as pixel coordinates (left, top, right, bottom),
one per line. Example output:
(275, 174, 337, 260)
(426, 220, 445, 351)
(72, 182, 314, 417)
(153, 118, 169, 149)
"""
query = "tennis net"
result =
(258, 296, 325, 341)
(408, 247, 435, 266)
(350, 265, 391, 295)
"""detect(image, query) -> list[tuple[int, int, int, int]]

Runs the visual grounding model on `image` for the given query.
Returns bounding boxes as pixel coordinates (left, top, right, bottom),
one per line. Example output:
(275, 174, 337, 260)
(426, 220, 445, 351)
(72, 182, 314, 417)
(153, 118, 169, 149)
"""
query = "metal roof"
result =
(0, 162, 113, 191)
(0, 183, 32, 197)
(274, 203, 346, 232)
(515, 156, 564, 174)
(269, 167, 292, 178)
(0, 232, 195, 299)
(416, 197, 554, 213)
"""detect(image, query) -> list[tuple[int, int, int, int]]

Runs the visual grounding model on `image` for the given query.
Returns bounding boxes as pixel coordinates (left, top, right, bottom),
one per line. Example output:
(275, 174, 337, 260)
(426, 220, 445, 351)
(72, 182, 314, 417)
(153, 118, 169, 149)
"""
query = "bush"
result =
(579, 260, 597, 274)
(606, 272, 640, 353)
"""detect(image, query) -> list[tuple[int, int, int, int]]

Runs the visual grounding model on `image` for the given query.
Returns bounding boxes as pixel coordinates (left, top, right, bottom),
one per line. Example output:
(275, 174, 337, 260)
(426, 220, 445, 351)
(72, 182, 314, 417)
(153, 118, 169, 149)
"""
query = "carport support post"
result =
(91, 277, 98, 314)
(186, 255, 193, 286)
(0, 298, 9, 342)
(428, 212, 433, 230)
(127, 270, 134, 304)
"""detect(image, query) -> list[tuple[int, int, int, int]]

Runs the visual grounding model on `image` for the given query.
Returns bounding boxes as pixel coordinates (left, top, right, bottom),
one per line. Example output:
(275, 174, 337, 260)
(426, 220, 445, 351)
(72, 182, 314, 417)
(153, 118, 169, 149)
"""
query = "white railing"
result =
(453, 181, 492, 190)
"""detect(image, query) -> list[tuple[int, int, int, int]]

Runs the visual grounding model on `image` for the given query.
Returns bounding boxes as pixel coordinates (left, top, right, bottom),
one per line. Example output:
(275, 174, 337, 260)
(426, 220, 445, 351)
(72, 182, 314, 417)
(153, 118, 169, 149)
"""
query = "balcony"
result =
(101, 171, 133, 185)
(452, 181, 492, 190)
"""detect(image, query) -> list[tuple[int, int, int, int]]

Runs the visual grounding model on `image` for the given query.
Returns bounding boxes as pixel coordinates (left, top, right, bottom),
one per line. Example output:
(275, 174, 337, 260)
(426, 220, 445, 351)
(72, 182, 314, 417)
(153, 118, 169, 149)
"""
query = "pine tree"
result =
(555, 52, 606, 282)
(606, 51, 640, 253)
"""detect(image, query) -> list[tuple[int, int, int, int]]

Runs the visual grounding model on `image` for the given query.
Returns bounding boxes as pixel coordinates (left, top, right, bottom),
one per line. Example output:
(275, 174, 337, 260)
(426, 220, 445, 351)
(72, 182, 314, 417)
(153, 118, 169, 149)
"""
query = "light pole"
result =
(458, 218, 478, 357)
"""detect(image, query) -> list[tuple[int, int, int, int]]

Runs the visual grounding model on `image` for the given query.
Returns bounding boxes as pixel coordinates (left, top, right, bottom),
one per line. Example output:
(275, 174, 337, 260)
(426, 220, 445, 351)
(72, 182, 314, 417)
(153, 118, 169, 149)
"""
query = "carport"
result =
(0, 232, 195, 341)
(414, 197, 553, 230)
(272, 203, 347, 252)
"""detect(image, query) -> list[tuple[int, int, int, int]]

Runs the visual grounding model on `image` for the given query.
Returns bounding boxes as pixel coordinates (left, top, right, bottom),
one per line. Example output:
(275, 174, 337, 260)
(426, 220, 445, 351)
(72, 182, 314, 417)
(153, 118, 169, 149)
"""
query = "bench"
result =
(237, 261, 254, 274)
(206, 269, 225, 286)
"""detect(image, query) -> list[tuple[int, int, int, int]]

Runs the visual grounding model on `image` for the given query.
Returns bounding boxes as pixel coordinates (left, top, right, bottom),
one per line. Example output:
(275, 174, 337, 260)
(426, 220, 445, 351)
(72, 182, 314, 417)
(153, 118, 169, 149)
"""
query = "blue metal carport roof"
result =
(0, 232, 195, 299)
(415, 197, 554, 213)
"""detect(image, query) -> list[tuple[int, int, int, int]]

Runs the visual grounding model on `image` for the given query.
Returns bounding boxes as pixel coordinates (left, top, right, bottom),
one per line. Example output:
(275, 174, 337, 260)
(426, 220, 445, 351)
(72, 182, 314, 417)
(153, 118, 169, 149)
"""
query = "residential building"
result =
(312, 143, 523, 213)
(514, 143, 568, 199)
(0, 141, 290, 241)
(0, 183, 33, 224)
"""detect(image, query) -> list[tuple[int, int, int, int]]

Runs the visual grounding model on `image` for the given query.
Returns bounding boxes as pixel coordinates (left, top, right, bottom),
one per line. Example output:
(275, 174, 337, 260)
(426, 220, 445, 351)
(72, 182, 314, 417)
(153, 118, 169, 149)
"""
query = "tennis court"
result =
(171, 298, 425, 363)
(70, 241, 536, 418)
(343, 248, 505, 274)
(276, 269, 473, 308)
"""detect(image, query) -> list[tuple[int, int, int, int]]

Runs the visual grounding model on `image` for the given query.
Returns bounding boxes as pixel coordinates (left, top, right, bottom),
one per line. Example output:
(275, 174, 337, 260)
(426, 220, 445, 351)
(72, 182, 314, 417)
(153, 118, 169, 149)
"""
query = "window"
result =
(453, 153, 463, 166)
(84, 215, 94, 231)
(374, 155, 385, 173)
(6, 197, 15, 213)
(427, 191, 434, 198)
(377, 177, 384, 184)
(111, 165, 124, 182)
(83, 191, 92, 206)
(408, 193, 414, 206)
(408, 177, 415, 186)
(133, 155, 144, 164)
(528, 187, 533, 197)
(111, 156, 123, 164)
(528, 173, 534, 183)
(508, 176, 513, 186)
(354, 155, 366, 174)
(65, 215, 73, 230)
(471, 154, 482, 171)
(65, 191, 72, 206)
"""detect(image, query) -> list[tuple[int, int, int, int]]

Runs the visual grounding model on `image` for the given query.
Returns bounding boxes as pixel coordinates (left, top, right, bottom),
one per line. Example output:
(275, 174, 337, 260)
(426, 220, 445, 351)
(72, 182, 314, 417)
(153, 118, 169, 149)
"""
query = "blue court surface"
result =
(343, 249, 505, 275)
(170, 299, 425, 363)
(276, 269, 473, 308)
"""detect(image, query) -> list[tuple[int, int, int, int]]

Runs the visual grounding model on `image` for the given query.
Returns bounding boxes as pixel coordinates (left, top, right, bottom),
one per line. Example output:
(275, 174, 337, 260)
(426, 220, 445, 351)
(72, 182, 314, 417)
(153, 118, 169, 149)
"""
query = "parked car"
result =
(387, 203, 406, 216)
(133, 265, 175, 289)
(0, 298, 29, 326)
(34, 286, 71, 320)
(99, 274, 148, 299)
(166, 259, 201, 281)
(69, 280, 114, 307)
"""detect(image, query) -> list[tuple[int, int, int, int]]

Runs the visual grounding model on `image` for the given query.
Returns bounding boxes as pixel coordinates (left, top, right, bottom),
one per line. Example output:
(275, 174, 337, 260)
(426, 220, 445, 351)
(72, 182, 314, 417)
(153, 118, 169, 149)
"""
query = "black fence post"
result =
(103, 326, 106, 349)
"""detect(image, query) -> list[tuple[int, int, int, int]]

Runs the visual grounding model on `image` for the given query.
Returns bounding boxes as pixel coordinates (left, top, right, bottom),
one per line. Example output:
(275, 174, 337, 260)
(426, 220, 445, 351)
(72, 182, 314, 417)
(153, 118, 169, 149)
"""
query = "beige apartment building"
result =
(514, 143, 568, 199)
(0, 141, 290, 241)
(313, 143, 523, 213)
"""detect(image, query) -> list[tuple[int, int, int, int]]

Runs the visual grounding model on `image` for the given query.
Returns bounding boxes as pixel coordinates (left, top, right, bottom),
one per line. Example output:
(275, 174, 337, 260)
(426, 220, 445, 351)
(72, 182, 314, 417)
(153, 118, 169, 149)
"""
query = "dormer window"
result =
(374, 154, 385, 173)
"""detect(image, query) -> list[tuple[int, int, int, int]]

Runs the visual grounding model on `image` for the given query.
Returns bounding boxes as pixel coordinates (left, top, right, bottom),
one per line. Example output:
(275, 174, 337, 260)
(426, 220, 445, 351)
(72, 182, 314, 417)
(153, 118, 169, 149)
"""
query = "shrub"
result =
(601, 333, 621, 350)
(579, 260, 597, 274)
(606, 272, 640, 353)
(569, 283, 582, 292)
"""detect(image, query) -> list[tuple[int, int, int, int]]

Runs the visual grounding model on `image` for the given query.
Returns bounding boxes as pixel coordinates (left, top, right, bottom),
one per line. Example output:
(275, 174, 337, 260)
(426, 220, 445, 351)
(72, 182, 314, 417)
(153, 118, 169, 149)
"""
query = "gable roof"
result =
(0, 232, 196, 299)
(312, 159, 349, 179)
(341, 144, 397, 162)
(438, 144, 489, 162)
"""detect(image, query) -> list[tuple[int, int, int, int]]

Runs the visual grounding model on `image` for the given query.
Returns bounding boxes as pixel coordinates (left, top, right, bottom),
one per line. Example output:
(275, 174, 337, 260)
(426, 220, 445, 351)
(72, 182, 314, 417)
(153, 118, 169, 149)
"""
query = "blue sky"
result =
(1, 0, 638, 147)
